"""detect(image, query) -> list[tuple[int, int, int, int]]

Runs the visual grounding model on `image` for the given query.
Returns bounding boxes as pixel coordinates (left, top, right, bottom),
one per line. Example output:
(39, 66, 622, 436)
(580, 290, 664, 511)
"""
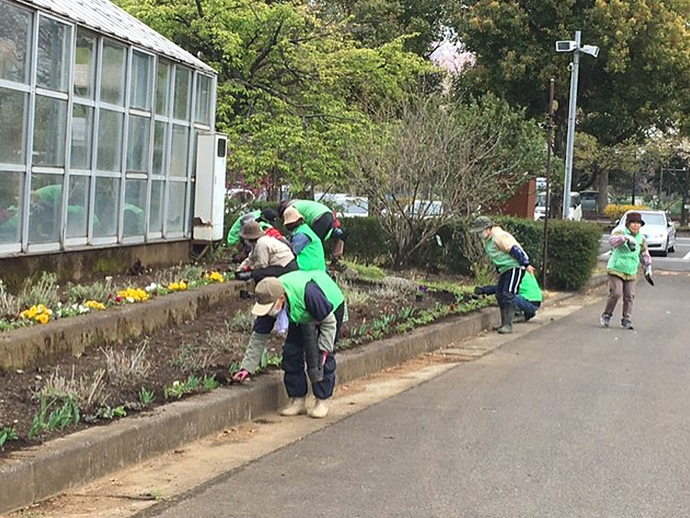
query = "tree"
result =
(452, 0, 690, 147)
(115, 0, 436, 193)
(350, 93, 545, 267)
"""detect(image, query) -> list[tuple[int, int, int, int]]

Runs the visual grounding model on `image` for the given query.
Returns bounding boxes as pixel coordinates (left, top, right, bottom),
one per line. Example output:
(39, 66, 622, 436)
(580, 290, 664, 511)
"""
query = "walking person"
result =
(236, 270, 345, 419)
(601, 211, 653, 330)
(472, 216, 537, 334)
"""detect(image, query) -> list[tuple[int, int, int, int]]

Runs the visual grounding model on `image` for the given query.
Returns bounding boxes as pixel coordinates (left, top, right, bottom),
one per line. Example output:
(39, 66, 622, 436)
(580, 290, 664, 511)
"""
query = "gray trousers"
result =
(604, 274, 636, 320)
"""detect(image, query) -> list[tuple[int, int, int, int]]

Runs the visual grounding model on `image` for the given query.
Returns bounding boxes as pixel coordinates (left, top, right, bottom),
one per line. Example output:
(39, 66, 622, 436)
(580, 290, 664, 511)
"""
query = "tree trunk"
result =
(597, 170, 609, 215)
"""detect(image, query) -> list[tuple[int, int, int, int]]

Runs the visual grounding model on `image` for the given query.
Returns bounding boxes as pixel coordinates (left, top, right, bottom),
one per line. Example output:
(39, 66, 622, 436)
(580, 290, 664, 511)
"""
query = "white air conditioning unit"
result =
(193, 133, 227, 241)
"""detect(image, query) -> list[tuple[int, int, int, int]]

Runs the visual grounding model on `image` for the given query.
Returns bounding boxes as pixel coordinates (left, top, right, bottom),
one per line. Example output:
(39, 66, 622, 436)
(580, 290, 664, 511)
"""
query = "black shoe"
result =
(600, 314, 611, 328)
(621, 319, 634, 330)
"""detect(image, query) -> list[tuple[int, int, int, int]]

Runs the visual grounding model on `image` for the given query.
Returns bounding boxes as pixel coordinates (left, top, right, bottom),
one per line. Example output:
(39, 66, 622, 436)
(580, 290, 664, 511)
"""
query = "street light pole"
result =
(562, 31, 581, 220)
(555, 31, 598, 219)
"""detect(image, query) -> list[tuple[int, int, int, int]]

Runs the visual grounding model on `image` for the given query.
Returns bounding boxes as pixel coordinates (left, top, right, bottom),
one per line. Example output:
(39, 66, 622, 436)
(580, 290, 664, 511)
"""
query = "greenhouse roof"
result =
(21, 0, 216, 74)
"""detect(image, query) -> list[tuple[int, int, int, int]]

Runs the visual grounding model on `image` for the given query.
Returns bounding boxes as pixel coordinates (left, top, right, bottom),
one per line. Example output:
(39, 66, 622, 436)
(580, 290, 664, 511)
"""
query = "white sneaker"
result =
(280, 397, 307, 416)
(309, 399, 329, 419)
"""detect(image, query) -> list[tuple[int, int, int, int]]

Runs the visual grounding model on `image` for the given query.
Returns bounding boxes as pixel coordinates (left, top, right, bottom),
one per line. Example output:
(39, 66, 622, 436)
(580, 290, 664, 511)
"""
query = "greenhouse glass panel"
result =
(130, 51, 152, 110)
(74, 30, 97, 99)
(0, 0, 32, 84)
(28, 174, 63, 244)
(33, 95, 67, 167)
(100, 42, 125, 106)
(36, 17, 70, 92)
(152, 121, 166, 175)
(70, 104, 93, 170)
(93, 176, 119, 238)
(149, 179, 163, 234)
(166, 181, 185, 232)
(123, 178, 146, 237)
(126, 115, 150, 173)
(0, 171, 23, 244)
(170, 125, 188, 177)
(173, 67, 190, 120)
(97, 109, 123, 172)
(0, 87, 27, 165)
(65, 175, 89, 238)
(155, 60, 170, 116)
(195, 74, 211, 125)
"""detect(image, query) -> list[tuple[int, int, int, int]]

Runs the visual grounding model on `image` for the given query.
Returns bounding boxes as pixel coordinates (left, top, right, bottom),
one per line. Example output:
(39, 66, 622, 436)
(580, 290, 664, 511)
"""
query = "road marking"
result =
(683, 250, 690, 260)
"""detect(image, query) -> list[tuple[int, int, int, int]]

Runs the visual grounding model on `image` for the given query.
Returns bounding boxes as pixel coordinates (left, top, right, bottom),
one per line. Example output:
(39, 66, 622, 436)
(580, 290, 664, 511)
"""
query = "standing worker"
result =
(283, 206, 327, 271)
(232, 221, 298, 383)
(236, 270, 345, 419)
(601, 211, 653, 330)
(279, 199, 346, 263)
(472, 216, 536, 334)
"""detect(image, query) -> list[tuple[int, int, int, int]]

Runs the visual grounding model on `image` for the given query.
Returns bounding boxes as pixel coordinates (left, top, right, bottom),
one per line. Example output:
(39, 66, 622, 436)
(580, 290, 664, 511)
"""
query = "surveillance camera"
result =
(581, 44, 600, 58)
(555, 40, 576, 52)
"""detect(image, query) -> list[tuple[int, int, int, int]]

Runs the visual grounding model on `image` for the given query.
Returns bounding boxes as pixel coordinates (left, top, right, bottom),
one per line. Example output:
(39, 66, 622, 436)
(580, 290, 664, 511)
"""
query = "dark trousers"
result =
(311, 212, 335, 242)
(282, 304, 344, 400)
(496, 268, 525, 309)
(251, 259, 298, 283)
(481, 284, 540, 318)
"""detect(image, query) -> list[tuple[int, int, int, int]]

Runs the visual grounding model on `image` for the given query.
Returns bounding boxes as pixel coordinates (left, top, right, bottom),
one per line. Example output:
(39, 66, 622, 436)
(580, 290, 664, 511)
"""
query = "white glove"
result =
(625, 235, 636, 251)
(645, 265, 653, 277)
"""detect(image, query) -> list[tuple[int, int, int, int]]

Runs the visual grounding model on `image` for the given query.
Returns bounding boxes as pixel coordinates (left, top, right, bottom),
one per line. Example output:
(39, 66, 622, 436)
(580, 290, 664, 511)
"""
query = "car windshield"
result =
(640, 213, 666, 226)
(536, 194, 546, 207)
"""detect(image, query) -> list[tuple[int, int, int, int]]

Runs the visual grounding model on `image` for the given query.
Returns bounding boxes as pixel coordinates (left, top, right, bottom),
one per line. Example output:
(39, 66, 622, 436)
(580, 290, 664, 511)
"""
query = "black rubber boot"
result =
(497, 306, 515, 334)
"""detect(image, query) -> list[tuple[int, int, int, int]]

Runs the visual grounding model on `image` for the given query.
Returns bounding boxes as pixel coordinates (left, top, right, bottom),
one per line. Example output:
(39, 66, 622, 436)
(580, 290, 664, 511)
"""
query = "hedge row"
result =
(341, 216, 602, 291)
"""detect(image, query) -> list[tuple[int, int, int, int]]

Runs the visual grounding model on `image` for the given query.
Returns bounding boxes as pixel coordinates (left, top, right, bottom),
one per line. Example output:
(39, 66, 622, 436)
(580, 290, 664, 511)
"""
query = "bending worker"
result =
(240, 270, 345, 419)
(472, 216, 536, 334)
(279, 199, 346, 262)
(474, 269, 543, 322)
(232, 221, 298, 382)
(283, 206, 327, 271)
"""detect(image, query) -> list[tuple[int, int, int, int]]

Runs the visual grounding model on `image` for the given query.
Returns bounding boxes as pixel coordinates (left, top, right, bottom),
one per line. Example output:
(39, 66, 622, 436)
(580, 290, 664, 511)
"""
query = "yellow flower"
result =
(36, 313, 50, 324)
(37, 304, 47, 314)
(85, 300, 105, 311)
(20, 309, 30, 319)
(207, 271, 224, 283)
(167, 281, 187, 291)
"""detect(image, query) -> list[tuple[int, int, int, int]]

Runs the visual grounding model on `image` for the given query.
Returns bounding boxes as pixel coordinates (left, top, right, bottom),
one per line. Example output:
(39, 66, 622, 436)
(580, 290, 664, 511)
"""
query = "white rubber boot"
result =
(309, 398, 329, 419)
(280, 397, 307, 416)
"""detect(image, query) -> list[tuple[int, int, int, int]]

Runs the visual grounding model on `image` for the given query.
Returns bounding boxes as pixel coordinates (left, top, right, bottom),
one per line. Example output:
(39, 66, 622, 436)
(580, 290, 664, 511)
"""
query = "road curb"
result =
(0, 277, 604, 514)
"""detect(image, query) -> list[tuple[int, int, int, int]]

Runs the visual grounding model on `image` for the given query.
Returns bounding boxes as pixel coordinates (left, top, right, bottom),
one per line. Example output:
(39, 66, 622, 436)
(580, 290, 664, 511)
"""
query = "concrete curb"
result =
(0, 282, 243, 370)
(0, 277, 606, 514)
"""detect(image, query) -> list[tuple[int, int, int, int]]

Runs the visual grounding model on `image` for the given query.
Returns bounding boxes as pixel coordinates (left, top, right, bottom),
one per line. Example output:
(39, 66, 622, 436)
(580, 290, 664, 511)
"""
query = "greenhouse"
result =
(0, 0, 217, 256)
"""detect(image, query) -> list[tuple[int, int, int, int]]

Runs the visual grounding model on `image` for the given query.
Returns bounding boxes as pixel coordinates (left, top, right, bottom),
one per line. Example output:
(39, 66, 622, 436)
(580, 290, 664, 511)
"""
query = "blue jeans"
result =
(481, 283, 540, 318)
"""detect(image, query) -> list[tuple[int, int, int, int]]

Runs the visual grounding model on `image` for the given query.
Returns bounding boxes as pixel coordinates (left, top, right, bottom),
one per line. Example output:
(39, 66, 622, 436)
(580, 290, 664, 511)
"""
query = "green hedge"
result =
(339, 216, 389, 264)
(545, 220, 602, 290)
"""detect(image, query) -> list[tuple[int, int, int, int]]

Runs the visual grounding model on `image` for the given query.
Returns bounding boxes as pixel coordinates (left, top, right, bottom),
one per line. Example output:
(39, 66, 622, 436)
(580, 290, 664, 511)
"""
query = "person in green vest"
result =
(234, 270, 345, 419)
(601, 211, 653, 330)
(226, 208, 281, 247)
(474, 270, 543, 322)
(282, 206, 327, 272)
(471, 216, 537, 334)
(280, 199, 346, 262)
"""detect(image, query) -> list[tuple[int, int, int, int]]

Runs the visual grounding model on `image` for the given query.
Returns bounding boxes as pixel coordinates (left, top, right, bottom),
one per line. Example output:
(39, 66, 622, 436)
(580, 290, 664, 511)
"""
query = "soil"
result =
(0, 268, 463, 457)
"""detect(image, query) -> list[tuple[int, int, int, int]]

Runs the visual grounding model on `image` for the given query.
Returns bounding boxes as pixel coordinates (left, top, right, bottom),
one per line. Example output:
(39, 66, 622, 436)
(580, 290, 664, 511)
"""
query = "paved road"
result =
(600, 235, 690, 272)
(138, 275, 690, 518)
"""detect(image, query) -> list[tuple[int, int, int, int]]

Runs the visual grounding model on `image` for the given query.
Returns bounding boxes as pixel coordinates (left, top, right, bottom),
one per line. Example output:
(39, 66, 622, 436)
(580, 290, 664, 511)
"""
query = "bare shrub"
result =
(100, 341, 151, 385)
(38, 366, 108, 409)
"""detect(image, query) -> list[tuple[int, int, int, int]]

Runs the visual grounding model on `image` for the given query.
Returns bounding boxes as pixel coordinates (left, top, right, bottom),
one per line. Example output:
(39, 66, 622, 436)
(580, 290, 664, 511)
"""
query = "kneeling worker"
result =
(474, 269, 543, 322)
(237, 270, 344, 419)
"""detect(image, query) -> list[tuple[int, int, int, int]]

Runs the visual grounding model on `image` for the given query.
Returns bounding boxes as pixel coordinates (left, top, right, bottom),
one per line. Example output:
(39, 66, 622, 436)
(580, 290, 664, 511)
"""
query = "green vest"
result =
(607, 228, 643, 277)
(519, 271, 542, 302)
(226, 210, 261, 246)
(281, 270, 344, 324)
(485, 235, 520, 274)
(292, 200, 330, 226)
(294, 222, 326, 271)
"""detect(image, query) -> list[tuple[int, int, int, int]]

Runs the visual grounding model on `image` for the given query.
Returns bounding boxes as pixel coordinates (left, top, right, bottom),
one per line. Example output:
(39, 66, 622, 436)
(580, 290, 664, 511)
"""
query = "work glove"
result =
(625, 235, 636, 252)
(644, 265, 654, 286)
(235, 270, 252, 281)
(474, 286, 486, 296)
(302, 324, 324, 383)
(232, 369, 250, 383)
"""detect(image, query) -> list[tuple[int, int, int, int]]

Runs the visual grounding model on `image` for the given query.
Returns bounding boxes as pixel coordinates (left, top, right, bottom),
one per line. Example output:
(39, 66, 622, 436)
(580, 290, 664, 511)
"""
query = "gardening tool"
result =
(644, 266, 654, 286)
(235, 270, 252, 281)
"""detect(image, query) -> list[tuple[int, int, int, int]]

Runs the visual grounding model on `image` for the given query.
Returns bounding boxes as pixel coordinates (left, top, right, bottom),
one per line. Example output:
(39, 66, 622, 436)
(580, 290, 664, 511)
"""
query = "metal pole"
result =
(542, 79, 555, 290)
(562, 31, 581, 219)
(631, 171, 636, 205)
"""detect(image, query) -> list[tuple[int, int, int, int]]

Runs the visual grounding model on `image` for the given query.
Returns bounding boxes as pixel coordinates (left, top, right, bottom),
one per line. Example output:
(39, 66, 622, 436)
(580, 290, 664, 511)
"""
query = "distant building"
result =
(0, 0, 217, 259)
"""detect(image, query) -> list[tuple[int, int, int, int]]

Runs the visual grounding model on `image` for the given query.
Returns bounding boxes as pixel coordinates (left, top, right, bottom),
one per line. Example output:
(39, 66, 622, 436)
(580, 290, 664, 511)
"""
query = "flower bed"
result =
(0, 266, 492, 456)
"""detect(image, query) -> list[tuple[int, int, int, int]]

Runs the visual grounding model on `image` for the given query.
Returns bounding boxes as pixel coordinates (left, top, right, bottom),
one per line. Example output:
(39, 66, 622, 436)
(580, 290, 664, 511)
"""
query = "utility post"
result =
(542, 79, 555, 290)
(555, 32, 599, 219)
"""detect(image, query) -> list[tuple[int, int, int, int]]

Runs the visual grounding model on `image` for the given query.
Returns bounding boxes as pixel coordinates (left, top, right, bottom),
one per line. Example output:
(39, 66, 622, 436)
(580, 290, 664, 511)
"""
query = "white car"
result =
(534, 192, 581, 221)
(612, 210, 677, 256)
(314, 193, 369, 217)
